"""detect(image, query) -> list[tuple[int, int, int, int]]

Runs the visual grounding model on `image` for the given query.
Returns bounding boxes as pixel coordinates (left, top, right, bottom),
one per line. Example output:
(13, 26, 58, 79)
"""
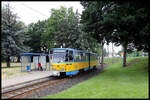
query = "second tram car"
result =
(50, 48, 98, 76)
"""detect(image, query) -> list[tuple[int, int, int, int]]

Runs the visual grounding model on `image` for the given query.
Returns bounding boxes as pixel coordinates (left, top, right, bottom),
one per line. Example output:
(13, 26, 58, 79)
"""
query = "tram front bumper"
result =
(51, 71, 60, 76)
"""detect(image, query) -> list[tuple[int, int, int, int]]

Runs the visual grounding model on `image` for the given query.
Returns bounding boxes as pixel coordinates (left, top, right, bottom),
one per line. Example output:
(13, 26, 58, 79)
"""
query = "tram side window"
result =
(93, 54, 94, 60)
(83, 53, 86, 61)
(80, 52, 83, 61)
(76, 52, 79, 61)
(92, 54, 94, 60)
(74, 51, 78, 62)
(85, 53, 89, 61)
(74, 51, 79, 62)
(74, 52, 77, 62)
(79, 52, 83, 61)
(93, 55, 95, 60)
(95, 55, 97, 60)
(95, 54, 97, 60)
(81, 52, 86, 61)
(94, 54, 97, 60)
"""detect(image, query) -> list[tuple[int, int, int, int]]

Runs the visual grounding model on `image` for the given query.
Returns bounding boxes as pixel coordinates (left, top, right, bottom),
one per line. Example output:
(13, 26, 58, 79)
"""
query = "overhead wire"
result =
(21, 3, 49, 18)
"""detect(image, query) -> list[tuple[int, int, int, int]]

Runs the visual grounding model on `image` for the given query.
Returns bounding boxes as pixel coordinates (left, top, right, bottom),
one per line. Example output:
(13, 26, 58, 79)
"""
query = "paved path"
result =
(2, 71, 52, 88)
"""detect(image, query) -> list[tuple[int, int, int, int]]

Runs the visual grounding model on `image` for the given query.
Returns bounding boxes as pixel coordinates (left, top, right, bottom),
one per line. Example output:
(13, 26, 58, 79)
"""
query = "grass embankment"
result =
(1, 63, 28, 79)
(44, 57, 148, 98)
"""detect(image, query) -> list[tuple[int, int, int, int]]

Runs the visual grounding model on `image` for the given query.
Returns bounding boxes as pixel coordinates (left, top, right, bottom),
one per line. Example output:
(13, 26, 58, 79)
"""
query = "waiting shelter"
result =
(20, 53, 50, 72)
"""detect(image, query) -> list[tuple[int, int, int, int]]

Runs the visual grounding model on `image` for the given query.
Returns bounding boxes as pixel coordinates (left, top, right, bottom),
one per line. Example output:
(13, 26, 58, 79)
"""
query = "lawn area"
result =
(103, 57, 120, 64)
(43, 57, 148, 99)
(1, 62, 29, 79)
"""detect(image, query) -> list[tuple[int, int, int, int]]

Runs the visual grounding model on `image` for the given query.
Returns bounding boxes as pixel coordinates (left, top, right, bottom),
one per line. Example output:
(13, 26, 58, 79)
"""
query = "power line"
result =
(21, 3, 49, 18)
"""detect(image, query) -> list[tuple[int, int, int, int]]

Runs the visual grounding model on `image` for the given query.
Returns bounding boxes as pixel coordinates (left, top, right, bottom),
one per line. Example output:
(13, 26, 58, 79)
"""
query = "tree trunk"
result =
(112, 42, 114, 64)
(123, 45, 127, 67)
(6, 56, 10, 67)
(17, 56, 20, 62)
(99, 56, 101, 64)
(107, 44, 109, 57)
(101, 42, 104, 71)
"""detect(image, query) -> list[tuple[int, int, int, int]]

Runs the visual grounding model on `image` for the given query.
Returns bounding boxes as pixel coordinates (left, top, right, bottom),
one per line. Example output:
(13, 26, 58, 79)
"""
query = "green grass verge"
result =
(43, 57, 148, 99)
(2, 62, 29, 79)
(103, 57, 121, 64)
(2, 66, 29, 79)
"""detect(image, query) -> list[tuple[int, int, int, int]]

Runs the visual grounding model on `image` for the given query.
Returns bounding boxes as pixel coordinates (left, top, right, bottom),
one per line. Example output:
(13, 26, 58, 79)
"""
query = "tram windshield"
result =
(52, 53, 65, 62)
(52, 49, 66, 62)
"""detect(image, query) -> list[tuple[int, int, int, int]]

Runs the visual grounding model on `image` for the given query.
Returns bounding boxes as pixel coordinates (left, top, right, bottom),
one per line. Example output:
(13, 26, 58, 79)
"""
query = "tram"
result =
(50, 48, 98, 76)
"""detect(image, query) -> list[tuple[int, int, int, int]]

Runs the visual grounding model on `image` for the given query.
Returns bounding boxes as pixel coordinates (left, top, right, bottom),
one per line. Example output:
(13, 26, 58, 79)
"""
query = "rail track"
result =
(2, 77, 69, 99)
(2, 68, 98, 99)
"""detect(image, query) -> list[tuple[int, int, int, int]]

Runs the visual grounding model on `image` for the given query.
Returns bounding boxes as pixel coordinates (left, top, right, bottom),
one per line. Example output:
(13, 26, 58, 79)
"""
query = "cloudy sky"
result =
(2, 1, 83, 25)
(2, 1, 122, 53)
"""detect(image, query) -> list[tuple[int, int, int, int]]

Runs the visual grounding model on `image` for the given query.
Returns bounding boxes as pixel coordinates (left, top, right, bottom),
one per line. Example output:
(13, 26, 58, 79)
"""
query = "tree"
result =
(80, 1, 112, 71)
(25, 20, 49, 53)
(47, 6, 93, 51)
(102, 1, 149, 66)
(26, 6, 100, 54)
(81, 1, 149, 67)
(2, 3, 30, 67)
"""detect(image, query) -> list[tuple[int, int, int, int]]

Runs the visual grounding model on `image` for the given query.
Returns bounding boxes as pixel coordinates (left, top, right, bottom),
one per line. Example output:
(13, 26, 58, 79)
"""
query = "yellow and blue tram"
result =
(51, 48, 98, 76)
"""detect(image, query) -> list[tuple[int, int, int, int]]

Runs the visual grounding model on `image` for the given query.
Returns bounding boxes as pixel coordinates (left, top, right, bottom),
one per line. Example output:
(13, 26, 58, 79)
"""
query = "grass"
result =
(43, 57, 148, 99)
(2, 62, 21, 68)
(1, 62, 29, 79)
(2, 67, 29, 79)
(103, 57, 121, 65)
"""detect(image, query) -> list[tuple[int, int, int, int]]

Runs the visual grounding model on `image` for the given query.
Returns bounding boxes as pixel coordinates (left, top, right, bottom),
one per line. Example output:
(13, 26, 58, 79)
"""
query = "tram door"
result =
(66, 50, 73, 71)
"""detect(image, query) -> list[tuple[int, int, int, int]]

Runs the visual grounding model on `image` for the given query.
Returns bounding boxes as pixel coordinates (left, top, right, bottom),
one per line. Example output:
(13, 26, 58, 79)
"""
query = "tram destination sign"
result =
(54, 49, 66, 53)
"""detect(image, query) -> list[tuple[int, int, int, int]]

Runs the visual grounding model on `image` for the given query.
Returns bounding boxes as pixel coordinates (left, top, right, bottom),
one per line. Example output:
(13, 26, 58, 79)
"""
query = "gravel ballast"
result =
(22, 64, 107, 98)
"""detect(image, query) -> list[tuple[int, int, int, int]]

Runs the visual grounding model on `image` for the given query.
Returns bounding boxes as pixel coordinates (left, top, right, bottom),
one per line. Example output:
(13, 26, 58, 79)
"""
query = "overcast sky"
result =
(2, 1, 83, 25)
(2, 1, 122, 53)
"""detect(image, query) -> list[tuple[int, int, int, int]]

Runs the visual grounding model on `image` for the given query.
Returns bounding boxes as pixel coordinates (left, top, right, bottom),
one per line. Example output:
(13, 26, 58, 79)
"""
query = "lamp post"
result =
(40, 47, 43, 52)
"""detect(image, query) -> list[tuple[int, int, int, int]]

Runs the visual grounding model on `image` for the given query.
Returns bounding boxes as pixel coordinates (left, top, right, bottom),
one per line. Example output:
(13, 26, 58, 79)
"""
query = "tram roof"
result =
(20, 53, 49, 56)
(53, 48, 97, 54)
(53, 48, 74, 50)
(53, 48, 86, 52)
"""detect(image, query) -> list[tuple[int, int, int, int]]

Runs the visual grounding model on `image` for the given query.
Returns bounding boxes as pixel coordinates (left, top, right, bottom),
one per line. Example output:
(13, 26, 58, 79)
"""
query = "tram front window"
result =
(52, 53, 65, 62)
(65, 50, 73, 61)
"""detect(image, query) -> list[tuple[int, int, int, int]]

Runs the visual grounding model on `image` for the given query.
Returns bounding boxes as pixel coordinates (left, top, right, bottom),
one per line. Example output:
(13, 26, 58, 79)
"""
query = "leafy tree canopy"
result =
(2, 3, 31, 66)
